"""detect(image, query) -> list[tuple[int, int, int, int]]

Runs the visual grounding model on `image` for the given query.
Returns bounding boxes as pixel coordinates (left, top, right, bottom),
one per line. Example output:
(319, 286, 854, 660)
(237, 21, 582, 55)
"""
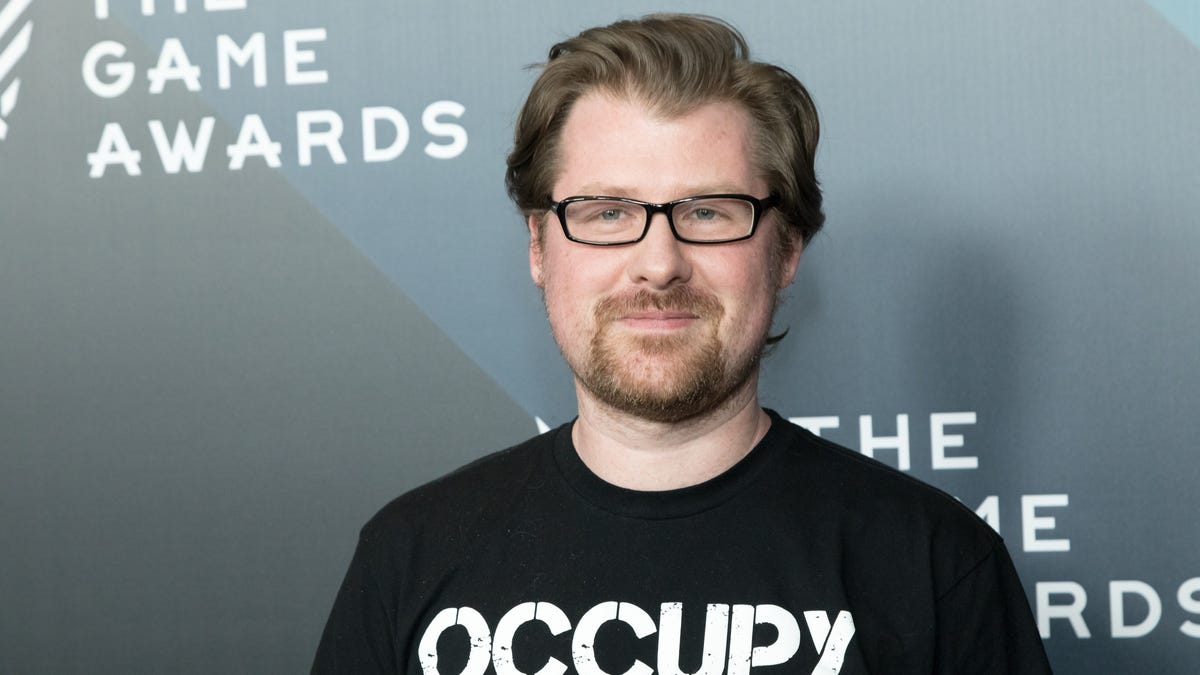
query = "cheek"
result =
(711, 248, 775, 296)
(711, 255, 779, 329)
(542, 259, 595, 328)
(545, 247, 617, 299)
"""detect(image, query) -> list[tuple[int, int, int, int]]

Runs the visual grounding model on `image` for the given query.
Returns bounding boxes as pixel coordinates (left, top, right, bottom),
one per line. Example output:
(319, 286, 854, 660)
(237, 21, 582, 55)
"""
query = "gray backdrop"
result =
(1, 0, 1197, 672)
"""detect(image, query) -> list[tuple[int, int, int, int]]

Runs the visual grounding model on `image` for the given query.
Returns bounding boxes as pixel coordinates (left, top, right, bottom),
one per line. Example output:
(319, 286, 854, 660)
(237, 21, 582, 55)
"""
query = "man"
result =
(314, 14, 1051, 674)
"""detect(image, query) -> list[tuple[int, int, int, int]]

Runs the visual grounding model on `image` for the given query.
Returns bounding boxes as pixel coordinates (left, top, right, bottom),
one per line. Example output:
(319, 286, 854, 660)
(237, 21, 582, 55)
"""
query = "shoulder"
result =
(766, 420, 1049, 671)
(358, 425, 560, 545)
(765, 412, 1007, 589)
(771, 413, 991, 525)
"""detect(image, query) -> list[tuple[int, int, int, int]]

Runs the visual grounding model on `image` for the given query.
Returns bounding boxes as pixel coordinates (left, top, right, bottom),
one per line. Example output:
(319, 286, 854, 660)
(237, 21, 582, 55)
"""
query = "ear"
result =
(777, 235, 804, 289)
(528, 214, 545, 288)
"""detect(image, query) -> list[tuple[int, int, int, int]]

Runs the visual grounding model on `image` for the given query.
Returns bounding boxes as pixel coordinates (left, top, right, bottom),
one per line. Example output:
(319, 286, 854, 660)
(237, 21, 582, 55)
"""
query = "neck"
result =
(571, 378, 771, 491)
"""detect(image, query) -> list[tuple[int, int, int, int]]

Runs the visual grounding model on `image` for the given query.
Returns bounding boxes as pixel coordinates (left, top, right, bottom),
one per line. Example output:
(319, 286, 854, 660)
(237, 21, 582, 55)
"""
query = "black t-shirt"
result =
(313, 411, 1051, 674)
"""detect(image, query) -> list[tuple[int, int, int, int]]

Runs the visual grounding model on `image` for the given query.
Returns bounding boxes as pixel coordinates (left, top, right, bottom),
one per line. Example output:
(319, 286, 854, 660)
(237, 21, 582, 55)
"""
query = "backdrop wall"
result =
(1, 1, 1197, 672)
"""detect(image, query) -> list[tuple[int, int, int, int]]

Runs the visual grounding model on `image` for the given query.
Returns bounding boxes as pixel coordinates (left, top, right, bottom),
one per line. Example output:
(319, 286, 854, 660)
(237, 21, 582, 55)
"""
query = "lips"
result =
(619, 311, 699, 331)
(623, 310, 698, 321)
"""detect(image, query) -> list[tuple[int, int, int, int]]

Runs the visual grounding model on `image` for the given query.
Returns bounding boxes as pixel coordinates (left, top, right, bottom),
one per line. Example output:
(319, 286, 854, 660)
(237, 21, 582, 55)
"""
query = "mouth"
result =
(619, 310, 700, 331)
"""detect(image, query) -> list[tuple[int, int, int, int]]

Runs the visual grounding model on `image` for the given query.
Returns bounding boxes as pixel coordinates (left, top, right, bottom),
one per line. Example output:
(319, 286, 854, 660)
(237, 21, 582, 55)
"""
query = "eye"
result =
(570, 201, 637, 224)
(677, 202, 733, 223)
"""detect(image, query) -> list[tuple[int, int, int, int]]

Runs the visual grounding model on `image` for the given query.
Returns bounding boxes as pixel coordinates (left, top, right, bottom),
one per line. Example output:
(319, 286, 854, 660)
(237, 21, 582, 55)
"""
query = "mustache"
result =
(594, 286, 724, 322)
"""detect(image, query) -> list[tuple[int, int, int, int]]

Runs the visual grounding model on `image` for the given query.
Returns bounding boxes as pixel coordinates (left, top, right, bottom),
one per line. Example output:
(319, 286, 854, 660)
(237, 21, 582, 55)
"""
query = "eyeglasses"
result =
(548, 194, 778, 246)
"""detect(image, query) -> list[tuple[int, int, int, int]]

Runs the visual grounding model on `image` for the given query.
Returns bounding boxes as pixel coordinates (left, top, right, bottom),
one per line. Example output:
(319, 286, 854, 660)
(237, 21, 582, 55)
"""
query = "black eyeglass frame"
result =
(548, 193, 779, 246)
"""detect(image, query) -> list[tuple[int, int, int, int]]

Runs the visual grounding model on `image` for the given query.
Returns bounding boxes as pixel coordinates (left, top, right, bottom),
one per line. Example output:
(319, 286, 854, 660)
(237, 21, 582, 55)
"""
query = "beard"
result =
(568, 285, 769, 424)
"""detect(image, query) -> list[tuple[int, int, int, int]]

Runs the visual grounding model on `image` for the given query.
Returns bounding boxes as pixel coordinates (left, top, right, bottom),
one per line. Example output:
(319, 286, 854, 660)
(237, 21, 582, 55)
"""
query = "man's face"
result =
(529, 92, 802, 423)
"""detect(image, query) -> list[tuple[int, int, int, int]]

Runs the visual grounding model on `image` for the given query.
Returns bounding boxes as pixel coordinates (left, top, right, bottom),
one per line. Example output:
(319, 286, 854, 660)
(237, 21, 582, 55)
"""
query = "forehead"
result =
(552, 92, 764, 200)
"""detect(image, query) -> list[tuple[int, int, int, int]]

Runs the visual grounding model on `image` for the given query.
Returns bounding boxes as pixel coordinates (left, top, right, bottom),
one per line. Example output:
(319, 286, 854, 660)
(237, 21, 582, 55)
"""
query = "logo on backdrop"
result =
(82, 0, 468, 177)
(0, 0, 34, 142)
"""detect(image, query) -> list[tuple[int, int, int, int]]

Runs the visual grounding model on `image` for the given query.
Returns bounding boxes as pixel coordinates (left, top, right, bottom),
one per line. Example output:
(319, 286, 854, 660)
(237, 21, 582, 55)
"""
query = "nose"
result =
(625, 212, 692, 289)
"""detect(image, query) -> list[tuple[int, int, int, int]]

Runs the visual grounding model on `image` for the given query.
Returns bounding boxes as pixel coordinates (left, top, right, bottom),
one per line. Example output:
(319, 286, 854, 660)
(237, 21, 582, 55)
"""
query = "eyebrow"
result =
(571, 184, 750, 199)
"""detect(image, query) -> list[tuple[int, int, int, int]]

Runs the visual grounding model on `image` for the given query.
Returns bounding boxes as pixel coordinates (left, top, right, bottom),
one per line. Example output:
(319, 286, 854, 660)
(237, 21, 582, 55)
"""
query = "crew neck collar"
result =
(550, 409, 787, 520)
